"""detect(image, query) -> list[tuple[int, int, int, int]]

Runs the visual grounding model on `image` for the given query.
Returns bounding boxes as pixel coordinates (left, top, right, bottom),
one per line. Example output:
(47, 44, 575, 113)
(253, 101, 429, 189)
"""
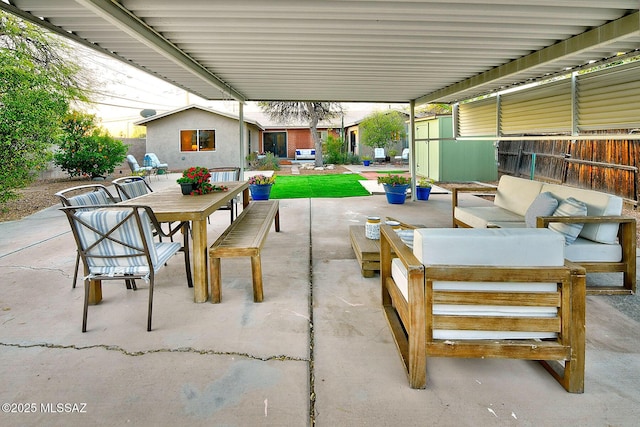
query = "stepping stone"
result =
(291, 165, 300, 175)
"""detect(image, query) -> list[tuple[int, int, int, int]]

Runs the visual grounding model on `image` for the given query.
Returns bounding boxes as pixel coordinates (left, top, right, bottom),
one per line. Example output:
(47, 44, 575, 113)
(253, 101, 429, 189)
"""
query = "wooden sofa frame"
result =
(452, 186, 636, 295)
(379, 225, 586, 393)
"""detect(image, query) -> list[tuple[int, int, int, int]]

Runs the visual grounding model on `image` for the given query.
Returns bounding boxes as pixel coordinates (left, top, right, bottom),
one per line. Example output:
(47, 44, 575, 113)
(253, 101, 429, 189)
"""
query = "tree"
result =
(359, 110, 407, 151)
(54, 111, 128, 178)
(0, 11, 88, 203)
(258, 102, 343, 167)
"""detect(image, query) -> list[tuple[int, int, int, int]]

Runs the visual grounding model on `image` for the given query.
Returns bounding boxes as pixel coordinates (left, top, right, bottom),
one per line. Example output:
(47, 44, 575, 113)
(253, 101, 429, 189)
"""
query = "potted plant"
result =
(361, 155, 372, 166)
(248, 174, 276, 200)
(377, 174, 411, 204)
(177, 166, 228, 195)
(416, 176, 435, 201)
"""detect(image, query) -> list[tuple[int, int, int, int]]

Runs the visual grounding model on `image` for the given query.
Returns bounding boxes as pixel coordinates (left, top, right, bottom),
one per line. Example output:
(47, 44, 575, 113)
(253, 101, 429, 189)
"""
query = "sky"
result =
(75, 45, 405, 137)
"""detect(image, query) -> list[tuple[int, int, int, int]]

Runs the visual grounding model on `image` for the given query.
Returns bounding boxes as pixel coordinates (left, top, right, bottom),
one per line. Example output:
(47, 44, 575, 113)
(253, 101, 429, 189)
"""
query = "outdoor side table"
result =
(349, 225, 381, 277)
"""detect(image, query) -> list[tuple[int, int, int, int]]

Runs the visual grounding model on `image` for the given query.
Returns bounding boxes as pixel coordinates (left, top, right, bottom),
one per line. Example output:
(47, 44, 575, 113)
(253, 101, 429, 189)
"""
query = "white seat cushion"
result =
(565, 237, 622, 262)
(455, 206, 524, 228)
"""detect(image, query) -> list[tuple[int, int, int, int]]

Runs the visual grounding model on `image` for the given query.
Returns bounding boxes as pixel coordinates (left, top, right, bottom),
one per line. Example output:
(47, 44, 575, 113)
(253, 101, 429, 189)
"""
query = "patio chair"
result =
(374, 147, 386, 163)
(61, 205, 191, 332)
(144, 153, 169, 177)
(126, 155, 153, 178)
(394, 148, 409, 164)
(55, 184, 121, 288)
(113, 175, 193, 287)
(112, 175, 153, 201)
(208, 167, 241, 224)
(380, 226, 586, 392)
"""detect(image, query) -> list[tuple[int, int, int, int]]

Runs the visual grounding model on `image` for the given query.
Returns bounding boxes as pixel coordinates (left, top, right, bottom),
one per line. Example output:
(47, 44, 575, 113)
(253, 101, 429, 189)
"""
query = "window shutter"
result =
(458, 98, 497, 137)
(500, 79, 572, 135)
(577, 61, 640, 131)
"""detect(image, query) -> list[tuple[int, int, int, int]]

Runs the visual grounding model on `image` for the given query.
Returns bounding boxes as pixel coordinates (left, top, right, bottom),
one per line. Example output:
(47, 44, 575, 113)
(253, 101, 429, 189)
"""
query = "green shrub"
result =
(54, 112, 128, 178)
(246, 152, 280, 171)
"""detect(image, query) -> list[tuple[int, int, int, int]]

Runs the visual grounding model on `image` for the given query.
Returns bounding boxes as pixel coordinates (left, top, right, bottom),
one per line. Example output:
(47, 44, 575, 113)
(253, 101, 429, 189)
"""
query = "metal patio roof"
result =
(2, 1, 640, 105)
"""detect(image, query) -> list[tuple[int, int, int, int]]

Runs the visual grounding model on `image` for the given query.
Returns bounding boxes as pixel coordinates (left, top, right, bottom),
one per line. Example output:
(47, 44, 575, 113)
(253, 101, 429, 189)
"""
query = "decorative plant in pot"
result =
(416, 176, 435, 201)
(361, 155, 372, 166)
(177, 166, 228, 195)
(248, 174, 276, 200)
(377, 174, 411, 204)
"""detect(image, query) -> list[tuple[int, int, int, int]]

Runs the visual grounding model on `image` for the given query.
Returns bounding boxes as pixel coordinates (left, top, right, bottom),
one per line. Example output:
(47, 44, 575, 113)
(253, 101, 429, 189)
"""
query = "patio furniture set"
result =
(56, 173, 281, 333)
(355, 175, 635, 393)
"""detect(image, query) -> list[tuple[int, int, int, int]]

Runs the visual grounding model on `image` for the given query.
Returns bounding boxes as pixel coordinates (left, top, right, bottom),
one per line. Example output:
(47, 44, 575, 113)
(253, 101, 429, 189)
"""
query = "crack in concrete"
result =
(1, 265, 72, 278)
(0, 342, 309, 362)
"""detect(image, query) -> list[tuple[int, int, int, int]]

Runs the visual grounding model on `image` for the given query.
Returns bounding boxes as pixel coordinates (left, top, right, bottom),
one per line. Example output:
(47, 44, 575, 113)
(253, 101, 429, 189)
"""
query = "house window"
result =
(180, 129, 215, 152)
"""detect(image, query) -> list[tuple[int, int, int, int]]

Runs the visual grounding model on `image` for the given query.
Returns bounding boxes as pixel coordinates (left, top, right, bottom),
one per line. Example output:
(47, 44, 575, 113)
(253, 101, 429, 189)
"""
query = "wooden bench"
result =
(209, 200, 280, 303)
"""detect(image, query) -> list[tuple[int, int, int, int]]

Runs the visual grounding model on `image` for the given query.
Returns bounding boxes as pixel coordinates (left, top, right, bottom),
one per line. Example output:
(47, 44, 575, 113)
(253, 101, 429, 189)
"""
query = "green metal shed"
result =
(415, 115, 497, 182)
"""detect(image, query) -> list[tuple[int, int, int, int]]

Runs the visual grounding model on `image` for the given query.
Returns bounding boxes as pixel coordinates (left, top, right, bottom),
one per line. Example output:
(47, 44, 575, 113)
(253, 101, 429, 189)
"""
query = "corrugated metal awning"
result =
(3, 0, 639, 104)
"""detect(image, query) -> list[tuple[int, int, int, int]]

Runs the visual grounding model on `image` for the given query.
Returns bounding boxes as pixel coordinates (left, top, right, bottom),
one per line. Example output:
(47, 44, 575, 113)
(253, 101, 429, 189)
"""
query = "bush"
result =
(54, 112, 128, 178)
(322, 134, 345, 164)
(246, 152, 280, 171)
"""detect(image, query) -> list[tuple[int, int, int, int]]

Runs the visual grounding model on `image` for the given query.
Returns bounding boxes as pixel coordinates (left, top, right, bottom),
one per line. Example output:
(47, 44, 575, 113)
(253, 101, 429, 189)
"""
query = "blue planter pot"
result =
(383, 184, 409, 204)
(416, 186, 432, 201)
(362, 160, 371, 166)
(249, 184, 272, 200)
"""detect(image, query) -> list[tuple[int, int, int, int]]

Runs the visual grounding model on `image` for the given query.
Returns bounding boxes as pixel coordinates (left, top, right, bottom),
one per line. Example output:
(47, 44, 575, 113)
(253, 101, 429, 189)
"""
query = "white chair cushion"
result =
(494, 175, 544, 216)
(548, 197, 588, 245)
(525, 192, 558, 228)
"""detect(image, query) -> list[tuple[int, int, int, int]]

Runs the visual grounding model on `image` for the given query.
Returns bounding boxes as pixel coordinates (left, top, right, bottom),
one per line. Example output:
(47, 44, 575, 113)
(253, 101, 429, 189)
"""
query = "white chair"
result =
(394, 148, 409, 163)
(380, 226, 586, 392)
(374, 147, 386, 163)
(61, 205, 191, 332)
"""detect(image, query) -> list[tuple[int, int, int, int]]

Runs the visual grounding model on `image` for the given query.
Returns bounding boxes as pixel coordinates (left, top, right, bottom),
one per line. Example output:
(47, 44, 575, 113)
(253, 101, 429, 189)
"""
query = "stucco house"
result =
(135, 105, 263, 171)
(135, 105, 349, 168)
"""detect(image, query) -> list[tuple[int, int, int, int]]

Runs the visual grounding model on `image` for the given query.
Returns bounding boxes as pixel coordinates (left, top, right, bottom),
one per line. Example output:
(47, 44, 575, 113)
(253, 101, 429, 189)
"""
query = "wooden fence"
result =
(498, 132, 639, 206)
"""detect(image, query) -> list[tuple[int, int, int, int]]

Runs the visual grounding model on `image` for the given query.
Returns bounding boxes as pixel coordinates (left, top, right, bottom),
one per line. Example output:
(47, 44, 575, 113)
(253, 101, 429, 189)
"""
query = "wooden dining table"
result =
(87, 181, 249, 304)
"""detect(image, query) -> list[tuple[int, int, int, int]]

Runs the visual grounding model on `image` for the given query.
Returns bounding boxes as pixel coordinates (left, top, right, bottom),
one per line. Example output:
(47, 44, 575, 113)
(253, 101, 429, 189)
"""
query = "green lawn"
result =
(269, 174, 371, 199)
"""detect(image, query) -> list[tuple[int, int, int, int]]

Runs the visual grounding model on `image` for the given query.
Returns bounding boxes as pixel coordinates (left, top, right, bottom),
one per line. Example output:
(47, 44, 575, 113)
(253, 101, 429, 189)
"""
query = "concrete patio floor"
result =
(1, 166, 639, 426)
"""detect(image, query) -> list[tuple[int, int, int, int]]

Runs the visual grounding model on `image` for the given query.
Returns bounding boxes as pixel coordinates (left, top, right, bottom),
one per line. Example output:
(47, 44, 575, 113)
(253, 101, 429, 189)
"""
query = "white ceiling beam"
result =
(73, 0, 246, 102)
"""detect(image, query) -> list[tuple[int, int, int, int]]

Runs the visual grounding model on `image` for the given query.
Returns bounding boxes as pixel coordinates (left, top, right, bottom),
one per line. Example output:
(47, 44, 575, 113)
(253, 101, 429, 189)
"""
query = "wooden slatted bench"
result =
(209, 200, 280, 303)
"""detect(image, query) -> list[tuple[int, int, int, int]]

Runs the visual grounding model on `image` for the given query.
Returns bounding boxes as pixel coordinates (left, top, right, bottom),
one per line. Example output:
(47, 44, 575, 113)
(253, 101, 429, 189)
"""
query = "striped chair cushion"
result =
(119, 180, 150, 200)
(68, 190, 113, 207)
(210, 170, 238, 182)
(74, 209, 180, 276)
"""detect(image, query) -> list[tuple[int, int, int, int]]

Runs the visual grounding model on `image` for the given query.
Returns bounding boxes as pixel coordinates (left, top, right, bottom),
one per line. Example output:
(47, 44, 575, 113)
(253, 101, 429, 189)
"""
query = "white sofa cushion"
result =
(494, 175, 544, 216)
(564, 237, 622, 263)
(548, 197, 588, 245)
(542, 183, 622, 244)
(454, 206, 524, 228)
(389, 228, 564, 340)
(525, 192, 558, 228)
